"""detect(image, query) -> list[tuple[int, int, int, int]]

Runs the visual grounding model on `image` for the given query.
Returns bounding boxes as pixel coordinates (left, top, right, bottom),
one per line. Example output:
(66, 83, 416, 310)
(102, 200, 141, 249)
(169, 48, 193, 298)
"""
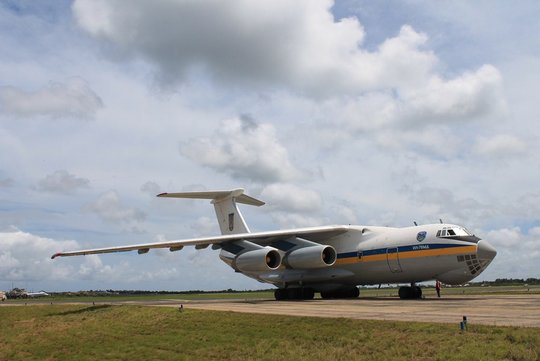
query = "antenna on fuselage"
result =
(439, 219, 443, 224)
(413, 221, 418, 226)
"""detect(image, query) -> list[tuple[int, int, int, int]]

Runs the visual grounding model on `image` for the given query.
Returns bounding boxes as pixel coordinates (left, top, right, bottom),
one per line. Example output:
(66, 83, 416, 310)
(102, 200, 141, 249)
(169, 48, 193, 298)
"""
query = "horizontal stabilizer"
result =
(157, 188, 264, 206)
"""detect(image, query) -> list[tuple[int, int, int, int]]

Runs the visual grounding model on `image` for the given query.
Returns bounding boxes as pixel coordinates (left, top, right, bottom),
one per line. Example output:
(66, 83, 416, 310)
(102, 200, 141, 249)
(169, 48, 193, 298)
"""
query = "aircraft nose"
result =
(477, 240, 497, 261)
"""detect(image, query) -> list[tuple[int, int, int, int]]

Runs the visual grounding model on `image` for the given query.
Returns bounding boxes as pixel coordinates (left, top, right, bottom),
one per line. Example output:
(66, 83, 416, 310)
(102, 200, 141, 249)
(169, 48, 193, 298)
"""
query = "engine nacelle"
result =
(284, 245, 336, 269)
(234, 247, 282, 272)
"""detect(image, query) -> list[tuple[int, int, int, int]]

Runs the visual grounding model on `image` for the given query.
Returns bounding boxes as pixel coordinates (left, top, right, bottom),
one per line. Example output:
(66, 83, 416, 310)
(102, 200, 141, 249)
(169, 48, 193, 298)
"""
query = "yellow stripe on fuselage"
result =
(335, 245, 477, 266)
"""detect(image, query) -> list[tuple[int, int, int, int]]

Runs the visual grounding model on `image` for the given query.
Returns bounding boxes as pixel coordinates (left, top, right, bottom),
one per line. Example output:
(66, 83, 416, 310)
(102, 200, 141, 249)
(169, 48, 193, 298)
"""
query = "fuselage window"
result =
(436, 230, 441, 237)
(448, 229, 456, 236)
(441, 230, 447, 237)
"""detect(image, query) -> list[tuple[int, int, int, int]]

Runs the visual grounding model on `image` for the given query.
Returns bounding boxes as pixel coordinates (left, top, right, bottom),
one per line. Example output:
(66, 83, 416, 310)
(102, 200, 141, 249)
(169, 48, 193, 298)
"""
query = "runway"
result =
(160, 294, 540, 327)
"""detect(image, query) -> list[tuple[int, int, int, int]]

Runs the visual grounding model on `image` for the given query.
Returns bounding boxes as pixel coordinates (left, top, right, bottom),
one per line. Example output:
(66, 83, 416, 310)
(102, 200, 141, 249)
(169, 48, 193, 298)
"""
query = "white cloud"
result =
(485, 227, 522, 248)
(140, 181, 161, 196)
(483, 226, 540, 279)
(0, 228, 183, 286)
(474, 134, 527, 157)
(71, 0, 501, 106)
(86, 190, 146, 224)
(180, 116, 302, 183)
(36, 170, 90, 193)
(0, 78, 103, 119)
(330, 204, 358, 225)
(0, 229, 79, 282)
(269, 212, 324, 229)
(400, 64, 506, 124)
(190, 216, 219, 237)
(261, 183, 322, 213)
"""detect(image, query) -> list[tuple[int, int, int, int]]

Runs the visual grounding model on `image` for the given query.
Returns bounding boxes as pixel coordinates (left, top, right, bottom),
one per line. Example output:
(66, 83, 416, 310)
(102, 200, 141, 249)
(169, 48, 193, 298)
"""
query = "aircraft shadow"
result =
(48, 304, 113, 316)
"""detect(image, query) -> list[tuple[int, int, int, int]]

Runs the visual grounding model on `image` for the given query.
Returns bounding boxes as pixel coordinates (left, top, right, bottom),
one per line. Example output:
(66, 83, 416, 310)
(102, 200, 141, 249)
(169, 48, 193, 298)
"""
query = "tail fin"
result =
(157, 188, 264, 235)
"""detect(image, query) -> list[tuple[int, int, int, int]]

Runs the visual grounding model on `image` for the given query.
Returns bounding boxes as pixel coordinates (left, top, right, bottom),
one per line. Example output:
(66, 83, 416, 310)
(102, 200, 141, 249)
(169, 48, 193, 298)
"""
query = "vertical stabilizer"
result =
(157, 188, 265, 235)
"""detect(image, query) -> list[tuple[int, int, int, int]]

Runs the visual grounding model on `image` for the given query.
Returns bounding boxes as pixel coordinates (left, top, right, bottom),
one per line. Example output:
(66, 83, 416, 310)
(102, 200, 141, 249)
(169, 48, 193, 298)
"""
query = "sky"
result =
(1, 0, 539, 292)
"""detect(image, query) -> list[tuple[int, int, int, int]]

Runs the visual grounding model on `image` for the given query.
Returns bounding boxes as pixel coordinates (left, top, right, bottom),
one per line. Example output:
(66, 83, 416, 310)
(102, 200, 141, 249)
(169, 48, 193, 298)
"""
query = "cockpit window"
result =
(436, 226, 479, 243)
(437, 227, 468, 238)
(461, 227, 472, 235)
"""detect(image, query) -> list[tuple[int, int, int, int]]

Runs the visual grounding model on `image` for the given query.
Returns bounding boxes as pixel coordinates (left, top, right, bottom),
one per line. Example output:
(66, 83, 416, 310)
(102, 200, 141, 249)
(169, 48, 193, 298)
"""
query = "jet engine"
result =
(284, 245, 336, 269)
(234, 247, 282, 272)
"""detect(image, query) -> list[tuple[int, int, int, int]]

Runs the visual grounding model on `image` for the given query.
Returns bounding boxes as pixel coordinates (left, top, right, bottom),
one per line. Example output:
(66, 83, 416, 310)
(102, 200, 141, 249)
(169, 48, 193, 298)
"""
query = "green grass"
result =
(1, 305, 538, 361)
(4, 291, 275, 304)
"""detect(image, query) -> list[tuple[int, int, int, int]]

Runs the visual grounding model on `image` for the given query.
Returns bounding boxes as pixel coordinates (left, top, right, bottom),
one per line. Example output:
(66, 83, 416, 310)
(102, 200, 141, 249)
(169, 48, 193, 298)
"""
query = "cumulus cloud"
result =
(258, 183, 324, 229)
(474, 134, 527, 157)
(0, 78, 103, 119)
(399, 64, 506, 124)
(71, 0, 501, 105)
(0, 229, 79, 282)
(261, 183, 322, 213)
(69, 0, 506, 149)
(180, 116, 302, 182)
(0, 228, 181, 286)
(36, 170, 90, 193)
(483, 226, 540, 278)
(269, 212, 324, 229)
(86, 190, 146, 224)
(190, 216, 219, 237)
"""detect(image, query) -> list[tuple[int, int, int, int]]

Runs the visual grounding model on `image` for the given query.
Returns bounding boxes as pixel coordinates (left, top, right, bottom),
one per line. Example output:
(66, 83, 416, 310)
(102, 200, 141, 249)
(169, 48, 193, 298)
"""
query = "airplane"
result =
(25, 291, 50, 298)
(52, 188, 497, 300)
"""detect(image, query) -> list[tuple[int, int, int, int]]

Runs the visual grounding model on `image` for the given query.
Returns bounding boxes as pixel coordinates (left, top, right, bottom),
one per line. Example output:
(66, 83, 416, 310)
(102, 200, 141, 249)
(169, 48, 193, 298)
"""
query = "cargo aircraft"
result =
(52, 189, 497, 300)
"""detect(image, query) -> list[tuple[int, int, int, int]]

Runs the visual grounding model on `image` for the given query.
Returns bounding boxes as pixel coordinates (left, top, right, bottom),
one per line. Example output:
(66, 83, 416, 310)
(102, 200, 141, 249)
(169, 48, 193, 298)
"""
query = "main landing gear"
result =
(274, 286, 361, 300)
(320, 287, 360, 299)
(398, 283, 422, 299)
(274, 287, 315, 300)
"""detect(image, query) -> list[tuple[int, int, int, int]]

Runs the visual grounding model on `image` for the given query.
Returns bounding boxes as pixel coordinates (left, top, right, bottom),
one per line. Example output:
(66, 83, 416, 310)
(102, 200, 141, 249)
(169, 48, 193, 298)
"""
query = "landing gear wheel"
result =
(274, 287, 315, 301)
(320, 287, 359, 299)
(414, 286, 422, 299)
(274, 289, 286, 300)
(398, 286, 422, 299)
(301, 288, 315, 300)
(398, 286, 411, 299)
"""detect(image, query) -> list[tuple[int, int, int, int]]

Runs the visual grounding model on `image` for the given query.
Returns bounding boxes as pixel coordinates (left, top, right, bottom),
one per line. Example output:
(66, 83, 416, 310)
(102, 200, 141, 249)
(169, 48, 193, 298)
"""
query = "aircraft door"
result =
(386, 247, 402, 273)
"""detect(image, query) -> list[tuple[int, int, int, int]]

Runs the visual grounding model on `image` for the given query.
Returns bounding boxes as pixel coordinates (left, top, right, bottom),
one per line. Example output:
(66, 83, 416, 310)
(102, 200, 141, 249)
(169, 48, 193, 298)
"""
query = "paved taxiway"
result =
(160, 294, 540, 327)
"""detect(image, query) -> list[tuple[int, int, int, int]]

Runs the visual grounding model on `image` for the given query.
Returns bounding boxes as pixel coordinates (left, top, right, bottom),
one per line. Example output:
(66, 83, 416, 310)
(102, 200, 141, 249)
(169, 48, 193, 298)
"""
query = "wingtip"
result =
(51, 252, 62, 259)
(156, 192, 168, 197)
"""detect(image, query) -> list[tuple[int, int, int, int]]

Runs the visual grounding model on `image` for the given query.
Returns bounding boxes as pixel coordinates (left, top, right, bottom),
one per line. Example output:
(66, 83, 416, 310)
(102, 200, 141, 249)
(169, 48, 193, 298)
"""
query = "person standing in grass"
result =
(435, 280, 442, 298)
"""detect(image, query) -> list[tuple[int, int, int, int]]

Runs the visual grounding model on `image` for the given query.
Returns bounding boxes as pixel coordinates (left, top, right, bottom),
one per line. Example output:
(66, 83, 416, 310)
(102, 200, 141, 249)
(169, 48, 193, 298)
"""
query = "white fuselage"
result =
(222, 223, 496, 291)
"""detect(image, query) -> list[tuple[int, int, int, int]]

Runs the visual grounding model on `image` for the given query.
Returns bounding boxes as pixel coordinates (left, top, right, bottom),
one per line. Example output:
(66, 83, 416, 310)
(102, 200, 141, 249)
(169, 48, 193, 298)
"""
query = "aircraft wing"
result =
(51, 225, 350, 259)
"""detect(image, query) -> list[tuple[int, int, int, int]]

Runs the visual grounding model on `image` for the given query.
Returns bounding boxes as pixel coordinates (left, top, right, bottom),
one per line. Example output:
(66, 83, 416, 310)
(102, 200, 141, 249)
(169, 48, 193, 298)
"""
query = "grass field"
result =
(1, 304, 538, 361)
